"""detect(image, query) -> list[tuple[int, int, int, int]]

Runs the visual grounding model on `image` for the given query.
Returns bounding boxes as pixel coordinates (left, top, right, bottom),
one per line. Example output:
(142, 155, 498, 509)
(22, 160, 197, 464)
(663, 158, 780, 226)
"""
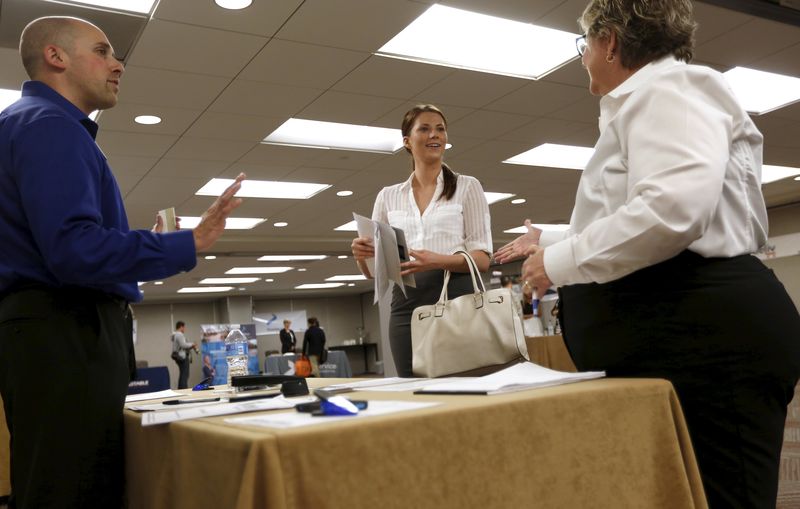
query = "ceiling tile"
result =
(147, 158, 229, 179)
(98, 103, 201, 135)
(696, 18, 800, 67)
(241, 39, 368, 88)
(414, 69, 527, 108)
(448, 110, 533, 140)
(332, 55, 453, 99)
(275, 0, 429, 52)
(484, 80, 586, 117)
(127, 19, 268, 77)
(163, 137, 257, 163)
(118, 66, 230, 109)
(106, 155, 159, 178)
(154, 0, 303, 36)
(748, 42, 800, 79)
(297, 90, 406, 124)
(185, 112, 286, 142)
(209, 80, 321, 117)
(693, 2, 753, 44)
(96, 131, 178, 158)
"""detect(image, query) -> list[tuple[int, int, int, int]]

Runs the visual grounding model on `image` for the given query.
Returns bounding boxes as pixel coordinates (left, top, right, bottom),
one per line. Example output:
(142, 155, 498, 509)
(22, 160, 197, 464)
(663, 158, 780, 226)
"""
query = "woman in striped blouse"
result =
(351, 104, 493, 377)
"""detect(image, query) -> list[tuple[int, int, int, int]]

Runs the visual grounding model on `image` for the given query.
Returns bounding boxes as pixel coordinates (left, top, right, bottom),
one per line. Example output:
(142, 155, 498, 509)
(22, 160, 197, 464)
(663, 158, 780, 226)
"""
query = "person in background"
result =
(171, 321, 197, 389)
(350, 104, 493, 377)
(495, 1, 800, 507)
(0, 16, 245, 509)
(279, 319, 296, 354)
(202, 354, 215, 382)
(302, 317, 326, 376)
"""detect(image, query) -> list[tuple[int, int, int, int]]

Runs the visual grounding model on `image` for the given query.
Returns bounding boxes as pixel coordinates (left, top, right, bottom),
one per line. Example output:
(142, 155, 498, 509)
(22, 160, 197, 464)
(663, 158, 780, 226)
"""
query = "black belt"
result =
(0, 281, 128, 310)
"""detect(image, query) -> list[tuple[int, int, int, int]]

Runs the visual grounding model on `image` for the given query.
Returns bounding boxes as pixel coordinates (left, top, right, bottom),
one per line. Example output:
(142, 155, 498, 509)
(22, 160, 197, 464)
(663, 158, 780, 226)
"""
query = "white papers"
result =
(415, 362, 605, 395)
(225, 400, 439, 429)
(322, 377, 474, 392)
(125, 389, 181, 403)
(353, 212, 415, 302)
(140, 395, 315, 426)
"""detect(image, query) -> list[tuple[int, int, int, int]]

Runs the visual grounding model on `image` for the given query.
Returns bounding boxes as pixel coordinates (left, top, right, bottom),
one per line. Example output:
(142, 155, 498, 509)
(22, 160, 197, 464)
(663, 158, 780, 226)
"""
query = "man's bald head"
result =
(19, 17, 96, 79)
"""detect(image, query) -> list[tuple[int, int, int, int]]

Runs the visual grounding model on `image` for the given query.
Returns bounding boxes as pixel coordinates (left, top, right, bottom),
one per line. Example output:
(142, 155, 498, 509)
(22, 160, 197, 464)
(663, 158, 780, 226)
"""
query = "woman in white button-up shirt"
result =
(496, 1, 800, 507)
(351, 105, 493, 377)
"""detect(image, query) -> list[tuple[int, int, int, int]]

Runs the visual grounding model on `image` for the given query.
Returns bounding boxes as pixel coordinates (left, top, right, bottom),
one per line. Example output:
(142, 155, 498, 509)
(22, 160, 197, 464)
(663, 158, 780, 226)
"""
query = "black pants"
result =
(175, 355, 190, 389)
(559, 251, 800, 509)
(390, 271, 473, 377)
(0, 286, 134, 509)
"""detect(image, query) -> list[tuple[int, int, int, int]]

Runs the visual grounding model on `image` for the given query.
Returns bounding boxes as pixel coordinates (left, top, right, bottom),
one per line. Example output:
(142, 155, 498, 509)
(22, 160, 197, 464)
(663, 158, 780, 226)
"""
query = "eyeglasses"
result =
(576, 34, 588, 56)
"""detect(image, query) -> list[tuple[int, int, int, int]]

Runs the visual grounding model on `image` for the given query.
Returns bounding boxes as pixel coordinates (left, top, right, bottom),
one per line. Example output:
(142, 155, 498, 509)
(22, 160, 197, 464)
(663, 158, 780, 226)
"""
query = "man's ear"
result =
(43, 44, 68, 71)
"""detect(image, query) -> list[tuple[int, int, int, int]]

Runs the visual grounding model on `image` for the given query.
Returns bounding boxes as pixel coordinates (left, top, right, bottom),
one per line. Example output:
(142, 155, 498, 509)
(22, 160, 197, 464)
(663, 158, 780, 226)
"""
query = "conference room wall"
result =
(764, 203, 800, 310)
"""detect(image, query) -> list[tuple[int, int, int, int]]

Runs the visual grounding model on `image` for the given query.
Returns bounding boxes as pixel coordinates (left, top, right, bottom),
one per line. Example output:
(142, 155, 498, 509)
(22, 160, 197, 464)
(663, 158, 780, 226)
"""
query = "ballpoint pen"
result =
(162, 397, 220, 405)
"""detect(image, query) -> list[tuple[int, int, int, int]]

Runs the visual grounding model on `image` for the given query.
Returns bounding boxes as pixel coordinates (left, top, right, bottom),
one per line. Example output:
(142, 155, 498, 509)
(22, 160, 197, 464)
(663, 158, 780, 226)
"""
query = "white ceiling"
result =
(1, 0, 799, 303)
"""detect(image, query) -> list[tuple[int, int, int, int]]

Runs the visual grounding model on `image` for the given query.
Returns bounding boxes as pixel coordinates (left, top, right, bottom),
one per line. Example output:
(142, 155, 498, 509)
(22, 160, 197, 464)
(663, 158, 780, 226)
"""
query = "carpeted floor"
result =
(778, 385, 800, 508)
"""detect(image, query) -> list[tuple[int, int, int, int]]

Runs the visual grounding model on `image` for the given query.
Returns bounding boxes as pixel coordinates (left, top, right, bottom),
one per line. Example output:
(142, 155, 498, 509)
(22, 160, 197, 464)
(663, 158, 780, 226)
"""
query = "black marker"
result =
(162, 397, 220, 405)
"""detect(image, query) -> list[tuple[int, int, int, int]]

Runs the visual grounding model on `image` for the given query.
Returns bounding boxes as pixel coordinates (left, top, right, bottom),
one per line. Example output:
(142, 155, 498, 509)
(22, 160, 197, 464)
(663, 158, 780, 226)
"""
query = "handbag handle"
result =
(437, 250, 485, 303)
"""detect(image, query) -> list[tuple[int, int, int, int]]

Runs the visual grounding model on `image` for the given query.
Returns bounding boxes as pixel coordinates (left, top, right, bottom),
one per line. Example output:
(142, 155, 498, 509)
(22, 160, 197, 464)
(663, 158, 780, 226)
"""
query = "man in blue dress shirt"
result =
(0, 16, 245, 508)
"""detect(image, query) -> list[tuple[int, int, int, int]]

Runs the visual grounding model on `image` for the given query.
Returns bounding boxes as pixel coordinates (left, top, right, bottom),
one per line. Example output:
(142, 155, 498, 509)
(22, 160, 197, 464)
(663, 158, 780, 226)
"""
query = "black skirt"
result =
(559, 250, 800, 509)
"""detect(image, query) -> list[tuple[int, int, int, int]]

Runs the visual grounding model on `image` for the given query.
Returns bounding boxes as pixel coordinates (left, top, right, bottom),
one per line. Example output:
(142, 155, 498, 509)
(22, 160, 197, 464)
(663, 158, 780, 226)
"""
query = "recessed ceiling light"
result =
(178, 216, 266, 230)
(297, 268, 307, 272)
(263, 118, 403, 154)
(238, 287, 246, 291)
(377, 4, 579, 80)
(134, 115, 161, 125)
(214, 0, 252, 10)
(723, 67, 800, 115)
(337, 190, 354, 197)
(296, 283, 345, 290)
(348, 283, 356, 287)
(795, 176, 800, 181)
(154, 281, 164, 285)
(334, 221, 358, 232)
(762, 165, 800, 184)
(337, 255, 348, 259)
(257, 255, 327, 261)
(504, 143, 594, 170)
(177, 286, 233, 293)
(273, 222, 288, 228)
(264, 278, 274, 282)
(326, 275, 368, 281)
(204, 255, 217, 260)
(226, 267, 294, 274)
(137, 282, 145, 286)
(504, 224, 570, 233)
(511, 198, 526, 204)
(484, 192, 514, 205)
(199, 277, 260, 284)
(196, 178, 330, 200)
(45, 0, 157, 14)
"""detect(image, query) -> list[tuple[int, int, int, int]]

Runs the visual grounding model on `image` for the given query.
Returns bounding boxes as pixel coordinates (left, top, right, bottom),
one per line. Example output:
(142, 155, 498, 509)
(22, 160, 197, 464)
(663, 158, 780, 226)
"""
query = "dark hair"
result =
(175, 321, 185, 330)
(500, 276, 515, 287)
(307, 317, 319, 327)
(401, 104, 457, 201)
(579, 0, 696, 69)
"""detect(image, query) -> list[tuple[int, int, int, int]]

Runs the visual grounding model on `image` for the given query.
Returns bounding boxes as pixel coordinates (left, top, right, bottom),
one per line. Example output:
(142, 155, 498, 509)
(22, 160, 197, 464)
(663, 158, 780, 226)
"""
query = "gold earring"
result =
(606, 53, 615, 63)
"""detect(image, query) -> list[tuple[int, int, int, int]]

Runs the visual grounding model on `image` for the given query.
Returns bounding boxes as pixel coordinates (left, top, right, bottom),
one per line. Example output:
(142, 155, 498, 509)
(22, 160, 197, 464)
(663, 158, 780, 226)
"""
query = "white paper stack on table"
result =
(414, 362, 605, 395)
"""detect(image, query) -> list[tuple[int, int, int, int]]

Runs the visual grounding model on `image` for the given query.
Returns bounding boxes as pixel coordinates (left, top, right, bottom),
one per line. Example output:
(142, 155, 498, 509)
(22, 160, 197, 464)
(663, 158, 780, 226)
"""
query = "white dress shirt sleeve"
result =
(461, 177, 493, 255)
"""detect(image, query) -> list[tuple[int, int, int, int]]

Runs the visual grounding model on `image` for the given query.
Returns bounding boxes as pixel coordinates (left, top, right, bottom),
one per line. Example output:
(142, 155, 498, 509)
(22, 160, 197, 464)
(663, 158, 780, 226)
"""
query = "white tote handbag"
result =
(411, 251, 529, 377)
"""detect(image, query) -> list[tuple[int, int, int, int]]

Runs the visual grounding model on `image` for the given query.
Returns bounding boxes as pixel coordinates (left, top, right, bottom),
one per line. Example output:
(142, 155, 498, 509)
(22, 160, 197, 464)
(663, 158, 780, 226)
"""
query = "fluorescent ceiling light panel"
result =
(296, 283, 345, 290)
(723, 67, 800, 115)
(263, 118, 403, 154)
(178, 216, 266, 230)
(225, 267, 294, 274)
(326, 275, 368, 281)
(196, 178, 329, 200)
(47, 0, 156, 14)
(257, 255, 327, 261)
(335, 221, 358, 232)
(177, 286, 233, 293)
(484, 192, 514, 205)
(504, 143, 594, 170)
(504, 224, 570, 233)
(199, 277, 260, 284)
(376, 4, 578, 80)
(762, 165, 800, 184)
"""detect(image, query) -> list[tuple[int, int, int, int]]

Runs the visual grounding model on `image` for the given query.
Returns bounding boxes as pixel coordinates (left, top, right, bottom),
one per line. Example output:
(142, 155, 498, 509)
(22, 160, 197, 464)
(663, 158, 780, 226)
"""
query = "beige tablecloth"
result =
(124, 377, 706, 509)
(525, 334, 577, 372)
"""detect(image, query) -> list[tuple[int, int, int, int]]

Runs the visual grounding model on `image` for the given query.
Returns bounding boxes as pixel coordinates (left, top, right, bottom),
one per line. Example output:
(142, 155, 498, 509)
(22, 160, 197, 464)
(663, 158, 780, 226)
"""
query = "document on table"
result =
(140, 395, 315, 426)
(353, 213, 415, 302)
(225, 400, 440, 429)
(414, 362, 605, 395)
(125, 389, 181, 403)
